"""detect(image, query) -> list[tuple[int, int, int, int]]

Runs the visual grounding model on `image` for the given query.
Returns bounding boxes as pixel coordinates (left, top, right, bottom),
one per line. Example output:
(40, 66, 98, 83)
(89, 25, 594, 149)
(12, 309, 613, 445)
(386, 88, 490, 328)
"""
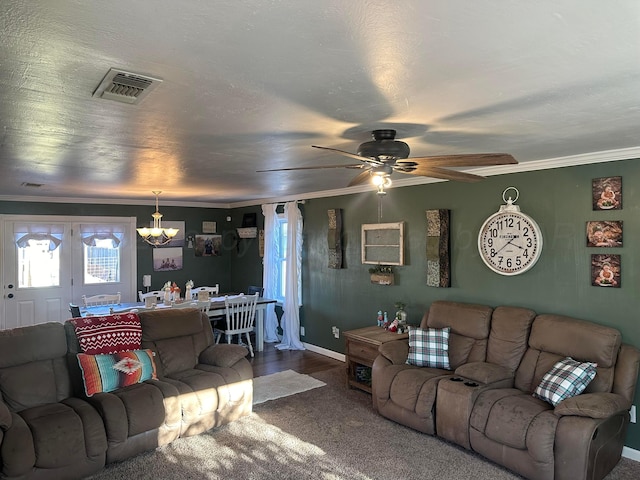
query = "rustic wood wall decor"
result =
(327, 208, 343, 268)
(426, 209, 451, 287)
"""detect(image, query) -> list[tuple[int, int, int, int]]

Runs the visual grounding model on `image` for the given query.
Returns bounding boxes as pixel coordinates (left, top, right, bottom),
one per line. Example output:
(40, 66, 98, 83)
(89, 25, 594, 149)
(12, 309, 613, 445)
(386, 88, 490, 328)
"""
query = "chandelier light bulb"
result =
(137, 191, 179, 247)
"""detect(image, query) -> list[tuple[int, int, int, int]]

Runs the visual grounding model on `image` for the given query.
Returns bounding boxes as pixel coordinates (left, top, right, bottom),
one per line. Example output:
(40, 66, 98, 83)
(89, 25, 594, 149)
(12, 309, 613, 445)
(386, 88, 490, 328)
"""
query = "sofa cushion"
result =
(406, 326, 450, 369)
(425, 301, 492, 369)
(486, 306, 535, 372)
(18, 403, 89, 468)
(0, 323, 67, 368)
(199, 344, 248, 368)
(77, 350, 157, 396)
(533, 357, 597, 406)
(69, 314, 142, 354)
(527, 314, 620, 393)
(0, 358, 70, 411)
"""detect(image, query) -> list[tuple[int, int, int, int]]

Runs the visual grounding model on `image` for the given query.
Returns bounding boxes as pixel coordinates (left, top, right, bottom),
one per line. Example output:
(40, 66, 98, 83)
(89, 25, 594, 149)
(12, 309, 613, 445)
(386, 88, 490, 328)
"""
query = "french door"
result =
(1, 215, 137, 329)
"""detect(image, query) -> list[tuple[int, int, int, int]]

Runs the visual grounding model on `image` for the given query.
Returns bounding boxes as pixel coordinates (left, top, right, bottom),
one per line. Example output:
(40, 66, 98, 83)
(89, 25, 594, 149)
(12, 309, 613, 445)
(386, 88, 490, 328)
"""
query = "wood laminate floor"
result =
(247, 340, 344, 377)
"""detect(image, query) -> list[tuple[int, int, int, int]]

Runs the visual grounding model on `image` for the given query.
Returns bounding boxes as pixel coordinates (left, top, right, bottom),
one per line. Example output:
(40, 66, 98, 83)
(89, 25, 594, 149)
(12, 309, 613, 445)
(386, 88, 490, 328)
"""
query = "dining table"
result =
(82, 295, 277, 352)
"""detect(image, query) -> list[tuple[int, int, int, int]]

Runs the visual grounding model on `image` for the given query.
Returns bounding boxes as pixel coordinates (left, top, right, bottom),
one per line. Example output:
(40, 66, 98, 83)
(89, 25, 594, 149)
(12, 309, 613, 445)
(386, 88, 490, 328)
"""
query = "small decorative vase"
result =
(164, 287, 171, 305)
(185, 286, 192, 301)
(396, 308, 407, 326)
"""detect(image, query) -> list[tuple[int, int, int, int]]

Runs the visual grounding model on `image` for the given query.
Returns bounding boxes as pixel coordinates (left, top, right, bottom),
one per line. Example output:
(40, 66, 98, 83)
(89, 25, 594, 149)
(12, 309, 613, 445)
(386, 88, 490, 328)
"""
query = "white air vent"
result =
(92, 68, 162, 105)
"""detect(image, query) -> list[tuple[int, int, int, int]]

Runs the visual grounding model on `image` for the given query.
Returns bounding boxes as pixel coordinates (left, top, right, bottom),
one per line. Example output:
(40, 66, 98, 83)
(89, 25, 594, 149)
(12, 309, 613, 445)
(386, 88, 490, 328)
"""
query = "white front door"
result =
(2, 218, 71, 329)
(1, 215, 137, 329)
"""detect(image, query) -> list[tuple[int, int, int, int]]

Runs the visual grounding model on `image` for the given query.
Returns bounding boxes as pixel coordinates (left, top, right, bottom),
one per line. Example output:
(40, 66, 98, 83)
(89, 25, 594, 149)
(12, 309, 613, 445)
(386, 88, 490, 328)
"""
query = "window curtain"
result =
(79, 224, 125, 247)
(276, 201, 305, 351)
(14, 223, 64, 251)
(261, 204, 280, 343)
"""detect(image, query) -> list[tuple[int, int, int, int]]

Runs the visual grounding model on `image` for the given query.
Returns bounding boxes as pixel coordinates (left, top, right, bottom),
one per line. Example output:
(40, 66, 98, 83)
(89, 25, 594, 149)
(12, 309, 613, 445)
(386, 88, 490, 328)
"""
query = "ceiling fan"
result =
(258, 129, 517, 189)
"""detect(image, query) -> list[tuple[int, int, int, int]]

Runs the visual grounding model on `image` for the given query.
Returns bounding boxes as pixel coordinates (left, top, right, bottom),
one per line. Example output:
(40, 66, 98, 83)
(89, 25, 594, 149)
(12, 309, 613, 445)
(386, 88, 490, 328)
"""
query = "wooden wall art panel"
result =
(426, 209, 451, 287)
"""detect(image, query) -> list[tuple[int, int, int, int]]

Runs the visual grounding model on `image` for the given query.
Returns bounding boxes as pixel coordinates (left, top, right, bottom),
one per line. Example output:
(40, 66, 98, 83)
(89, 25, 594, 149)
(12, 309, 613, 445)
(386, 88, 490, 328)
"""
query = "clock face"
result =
(478, 212, 543, 275)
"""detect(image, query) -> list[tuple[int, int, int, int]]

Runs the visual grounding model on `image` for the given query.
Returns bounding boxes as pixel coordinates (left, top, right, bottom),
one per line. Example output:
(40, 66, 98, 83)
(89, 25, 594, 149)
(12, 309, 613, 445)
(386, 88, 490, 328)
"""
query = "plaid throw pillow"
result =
(533, 357, 597, 406)
(406, 326, 451, 369)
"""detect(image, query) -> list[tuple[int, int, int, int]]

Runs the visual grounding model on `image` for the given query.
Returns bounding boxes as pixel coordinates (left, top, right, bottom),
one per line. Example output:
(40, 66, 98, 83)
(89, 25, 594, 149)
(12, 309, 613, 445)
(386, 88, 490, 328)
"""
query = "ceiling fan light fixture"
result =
(357, 129, 410, 159)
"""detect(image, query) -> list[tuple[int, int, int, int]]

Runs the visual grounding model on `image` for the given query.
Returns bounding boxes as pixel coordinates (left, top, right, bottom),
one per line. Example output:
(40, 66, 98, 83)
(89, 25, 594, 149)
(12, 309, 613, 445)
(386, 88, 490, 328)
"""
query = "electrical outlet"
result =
(630, 405, 636, 424)
(300, 326, 305, 336)
(333, 327, 340, 339)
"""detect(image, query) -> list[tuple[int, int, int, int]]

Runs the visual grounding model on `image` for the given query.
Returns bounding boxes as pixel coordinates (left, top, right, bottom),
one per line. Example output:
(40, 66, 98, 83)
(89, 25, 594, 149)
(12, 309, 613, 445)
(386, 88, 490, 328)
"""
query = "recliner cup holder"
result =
(450, 377, 463, 382)
(464, 381, 479, 387)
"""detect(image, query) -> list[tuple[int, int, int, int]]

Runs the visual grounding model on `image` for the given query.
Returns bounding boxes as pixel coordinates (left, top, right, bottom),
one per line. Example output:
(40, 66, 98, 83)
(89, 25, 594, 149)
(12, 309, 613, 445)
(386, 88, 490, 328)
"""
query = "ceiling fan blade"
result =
(402, 153, 517, 168)
(348, 170, 372, 186)
(402, 165, 485, 183)
(312, 145, 383, 165)
(257, 164, 363, 172)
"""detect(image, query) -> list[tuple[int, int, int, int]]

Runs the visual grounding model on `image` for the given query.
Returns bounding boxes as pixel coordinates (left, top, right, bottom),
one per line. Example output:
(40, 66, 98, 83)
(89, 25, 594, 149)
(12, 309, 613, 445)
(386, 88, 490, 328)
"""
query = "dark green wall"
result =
(300, 158, 640, 449)
(2, 157, 639, 448)
(0, 201, 233, 294)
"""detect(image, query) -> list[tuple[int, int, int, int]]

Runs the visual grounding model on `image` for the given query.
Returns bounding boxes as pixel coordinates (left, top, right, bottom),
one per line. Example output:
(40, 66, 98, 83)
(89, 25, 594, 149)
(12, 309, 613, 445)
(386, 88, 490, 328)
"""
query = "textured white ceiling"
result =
(1, 0, 640, 206)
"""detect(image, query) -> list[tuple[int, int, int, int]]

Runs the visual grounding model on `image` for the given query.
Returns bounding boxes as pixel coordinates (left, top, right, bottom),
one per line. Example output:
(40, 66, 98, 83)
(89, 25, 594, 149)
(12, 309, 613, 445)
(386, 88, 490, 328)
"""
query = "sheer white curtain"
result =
(261, 204, 280, 343)
(276, 201, 305, 350)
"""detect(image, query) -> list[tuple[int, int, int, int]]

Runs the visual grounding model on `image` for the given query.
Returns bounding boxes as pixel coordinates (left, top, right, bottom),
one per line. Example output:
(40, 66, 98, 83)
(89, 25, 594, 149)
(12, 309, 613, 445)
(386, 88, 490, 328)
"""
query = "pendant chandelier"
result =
(136, 191, 178, 247)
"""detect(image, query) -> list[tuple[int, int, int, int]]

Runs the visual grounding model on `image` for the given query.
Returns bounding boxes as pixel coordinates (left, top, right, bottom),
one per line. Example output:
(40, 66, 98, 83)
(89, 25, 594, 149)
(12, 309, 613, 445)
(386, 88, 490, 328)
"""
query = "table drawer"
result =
(348, 342, 379, 364)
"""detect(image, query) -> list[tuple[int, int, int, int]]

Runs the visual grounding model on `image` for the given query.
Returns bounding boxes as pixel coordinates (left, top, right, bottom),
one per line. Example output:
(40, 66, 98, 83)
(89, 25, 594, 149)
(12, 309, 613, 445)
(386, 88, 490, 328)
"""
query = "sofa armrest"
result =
(377, 339, 409, 365)
(0, 399, 11, 431)
(554, 392, 630, 419)
(454, 362, 513, 385)
(199, 344, 248, 368)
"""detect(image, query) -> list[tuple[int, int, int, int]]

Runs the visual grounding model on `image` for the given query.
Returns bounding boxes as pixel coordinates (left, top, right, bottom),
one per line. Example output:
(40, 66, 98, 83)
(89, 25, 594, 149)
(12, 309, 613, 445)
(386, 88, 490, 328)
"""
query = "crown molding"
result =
(2, 146, 639, 209)
(229, 145, 640, 208)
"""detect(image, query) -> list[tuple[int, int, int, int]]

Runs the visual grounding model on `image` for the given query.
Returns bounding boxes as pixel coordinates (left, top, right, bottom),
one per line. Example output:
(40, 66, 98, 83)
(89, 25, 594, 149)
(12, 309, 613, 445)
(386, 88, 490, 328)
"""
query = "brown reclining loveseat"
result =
(372, 300, 640, 480)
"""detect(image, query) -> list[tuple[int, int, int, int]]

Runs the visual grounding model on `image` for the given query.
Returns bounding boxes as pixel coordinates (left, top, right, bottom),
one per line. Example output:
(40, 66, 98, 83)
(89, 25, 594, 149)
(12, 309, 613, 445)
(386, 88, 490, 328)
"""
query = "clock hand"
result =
(495, 238, 514, 254)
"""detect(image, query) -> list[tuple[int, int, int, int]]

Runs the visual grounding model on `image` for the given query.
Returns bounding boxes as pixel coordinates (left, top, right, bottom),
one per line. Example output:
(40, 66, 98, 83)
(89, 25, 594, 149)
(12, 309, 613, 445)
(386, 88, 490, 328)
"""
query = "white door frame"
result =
(1, 214, 137, 329)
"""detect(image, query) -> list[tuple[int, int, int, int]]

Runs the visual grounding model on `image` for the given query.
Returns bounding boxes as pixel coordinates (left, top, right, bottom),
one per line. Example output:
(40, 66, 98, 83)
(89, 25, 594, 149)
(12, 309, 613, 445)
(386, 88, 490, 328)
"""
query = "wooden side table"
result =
(343, 326, 409, 393)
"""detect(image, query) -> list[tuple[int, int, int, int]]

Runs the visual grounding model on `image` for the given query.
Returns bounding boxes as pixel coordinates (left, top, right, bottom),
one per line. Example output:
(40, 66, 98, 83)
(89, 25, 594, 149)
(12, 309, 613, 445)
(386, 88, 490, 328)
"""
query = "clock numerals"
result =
(478, 211, 543, 276)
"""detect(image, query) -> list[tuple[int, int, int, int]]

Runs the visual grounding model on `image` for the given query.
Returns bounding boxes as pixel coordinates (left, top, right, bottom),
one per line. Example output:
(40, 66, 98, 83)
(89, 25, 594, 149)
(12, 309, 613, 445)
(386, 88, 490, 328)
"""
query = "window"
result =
(14, 223, 64, 288)
(84, 240, 120, 284)
(274, 216, 287, 302)
(17, 236, 62, 288)
(80, 224, 125, 285)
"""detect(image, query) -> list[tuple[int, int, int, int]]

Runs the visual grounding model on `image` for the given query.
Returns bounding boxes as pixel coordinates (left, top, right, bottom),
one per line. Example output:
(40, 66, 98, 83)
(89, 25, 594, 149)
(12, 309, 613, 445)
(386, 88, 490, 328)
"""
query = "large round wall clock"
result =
(477, 187, 543, 276)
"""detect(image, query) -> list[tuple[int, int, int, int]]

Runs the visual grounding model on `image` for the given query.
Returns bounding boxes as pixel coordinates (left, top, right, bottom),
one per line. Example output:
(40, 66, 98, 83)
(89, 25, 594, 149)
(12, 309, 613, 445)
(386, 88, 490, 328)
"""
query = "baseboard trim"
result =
(303, 342, 640, 460)
(302, 342, 345, 362)
(622, 446, 640, 462)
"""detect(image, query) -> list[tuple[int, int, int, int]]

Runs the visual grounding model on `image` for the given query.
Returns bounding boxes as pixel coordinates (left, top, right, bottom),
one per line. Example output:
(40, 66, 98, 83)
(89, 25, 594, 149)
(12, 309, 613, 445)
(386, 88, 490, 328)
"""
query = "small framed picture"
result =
(586, 221, 622, 247)
(591, 254, 620, 288)
(202, 221, 217, 234)
(592, 176, 622, 210)
(195, 234, 222, 257)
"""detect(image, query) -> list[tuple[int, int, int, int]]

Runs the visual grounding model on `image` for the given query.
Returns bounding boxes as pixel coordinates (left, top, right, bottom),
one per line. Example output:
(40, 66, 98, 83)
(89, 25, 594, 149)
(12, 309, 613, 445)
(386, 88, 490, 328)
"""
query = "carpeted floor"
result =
(87, 366, 640, 480)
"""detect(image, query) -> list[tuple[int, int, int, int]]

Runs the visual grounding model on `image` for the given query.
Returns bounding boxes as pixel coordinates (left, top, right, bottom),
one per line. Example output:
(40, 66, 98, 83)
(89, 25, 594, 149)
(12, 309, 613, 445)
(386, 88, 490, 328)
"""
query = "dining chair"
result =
(247, 285, 264, 297)
(214, 293, 259, 357)
(190, 284, 220, 301)
(82, 292, 121, 308)
(138, 290, 164, 303)
(68, 303, 82, 318)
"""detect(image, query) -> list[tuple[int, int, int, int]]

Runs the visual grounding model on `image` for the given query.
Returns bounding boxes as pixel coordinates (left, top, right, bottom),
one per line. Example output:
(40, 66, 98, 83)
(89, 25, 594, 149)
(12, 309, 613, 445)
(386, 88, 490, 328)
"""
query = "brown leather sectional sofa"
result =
(372, 301, 640, 480)
(0, 308, 252, 479)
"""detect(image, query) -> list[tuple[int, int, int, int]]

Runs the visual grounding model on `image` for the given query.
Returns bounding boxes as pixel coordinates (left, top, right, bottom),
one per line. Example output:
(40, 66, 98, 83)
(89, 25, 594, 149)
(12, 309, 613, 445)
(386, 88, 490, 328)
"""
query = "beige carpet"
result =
(86, 367, 640, 480)
(252, 369, 326, 405)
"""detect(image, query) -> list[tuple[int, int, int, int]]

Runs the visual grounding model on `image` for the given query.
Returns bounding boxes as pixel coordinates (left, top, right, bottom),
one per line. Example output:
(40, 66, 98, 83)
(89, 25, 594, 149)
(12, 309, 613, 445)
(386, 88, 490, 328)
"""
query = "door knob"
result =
(7, 284, 14, 289)
(7, 293, 14, 299)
